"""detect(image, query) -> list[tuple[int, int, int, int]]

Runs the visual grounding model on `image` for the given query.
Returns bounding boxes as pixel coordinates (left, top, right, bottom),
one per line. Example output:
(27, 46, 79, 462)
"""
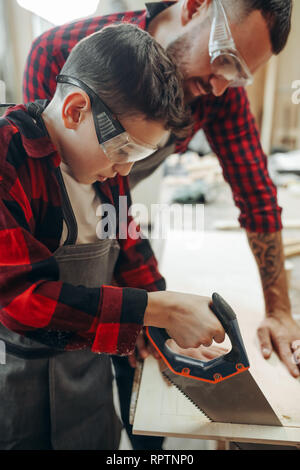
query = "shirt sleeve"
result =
(0, 135, 147, 356)
(199, 88, 282, 233)
(23, 33, 61, 103)
(22, 15, 131, 103)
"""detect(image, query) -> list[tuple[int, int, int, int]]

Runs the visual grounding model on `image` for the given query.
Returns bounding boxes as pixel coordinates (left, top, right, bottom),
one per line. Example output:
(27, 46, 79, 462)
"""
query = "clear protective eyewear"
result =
(209, 0, 253, 88)
(56, 75, 158, 164)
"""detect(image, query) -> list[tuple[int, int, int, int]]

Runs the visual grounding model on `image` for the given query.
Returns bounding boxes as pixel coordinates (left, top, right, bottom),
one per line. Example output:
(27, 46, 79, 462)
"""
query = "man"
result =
(0, 24, 226, 450)
(23, 0, 300, 448)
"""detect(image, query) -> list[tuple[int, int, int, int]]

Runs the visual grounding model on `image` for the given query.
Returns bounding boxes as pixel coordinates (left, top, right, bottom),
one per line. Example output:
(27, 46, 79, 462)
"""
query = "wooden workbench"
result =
(133, 231, 300, 447)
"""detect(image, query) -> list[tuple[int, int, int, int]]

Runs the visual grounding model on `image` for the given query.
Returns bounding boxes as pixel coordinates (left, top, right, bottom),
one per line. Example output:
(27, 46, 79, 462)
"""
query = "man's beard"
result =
(166, 34, 191, 83)
(166, 35, 211, 103)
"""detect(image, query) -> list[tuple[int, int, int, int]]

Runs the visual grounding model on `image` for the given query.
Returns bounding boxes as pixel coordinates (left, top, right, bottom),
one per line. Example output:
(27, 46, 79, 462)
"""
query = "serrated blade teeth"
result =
(162, 371, 212, 422)
(162, 369, 282, 427)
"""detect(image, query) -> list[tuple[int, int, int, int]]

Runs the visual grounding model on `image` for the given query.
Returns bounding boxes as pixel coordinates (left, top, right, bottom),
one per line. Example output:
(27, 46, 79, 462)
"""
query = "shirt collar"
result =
(5, 102, 61, 167)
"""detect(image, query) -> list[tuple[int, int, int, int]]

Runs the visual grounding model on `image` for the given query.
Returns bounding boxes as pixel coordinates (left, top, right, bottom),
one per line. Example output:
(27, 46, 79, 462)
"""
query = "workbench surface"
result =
(133, 231, 300, 446)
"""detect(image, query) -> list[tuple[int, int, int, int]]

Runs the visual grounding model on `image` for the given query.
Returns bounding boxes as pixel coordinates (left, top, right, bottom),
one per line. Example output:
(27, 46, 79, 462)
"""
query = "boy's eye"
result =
(117, 149, 129, 158)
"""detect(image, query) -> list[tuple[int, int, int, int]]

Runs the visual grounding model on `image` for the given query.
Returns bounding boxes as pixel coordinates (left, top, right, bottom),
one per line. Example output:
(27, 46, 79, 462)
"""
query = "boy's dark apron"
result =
(0, 159, 122, 449)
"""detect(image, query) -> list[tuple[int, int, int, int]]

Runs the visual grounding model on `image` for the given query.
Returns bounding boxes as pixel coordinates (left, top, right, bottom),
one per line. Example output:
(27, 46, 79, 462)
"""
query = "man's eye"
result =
(220, 57, 231, 66)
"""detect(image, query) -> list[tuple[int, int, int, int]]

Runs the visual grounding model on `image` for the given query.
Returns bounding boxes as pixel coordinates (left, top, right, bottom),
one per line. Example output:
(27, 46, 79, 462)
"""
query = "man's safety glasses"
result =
(209, 0, 253, 88)
(56, 75, 158, 163)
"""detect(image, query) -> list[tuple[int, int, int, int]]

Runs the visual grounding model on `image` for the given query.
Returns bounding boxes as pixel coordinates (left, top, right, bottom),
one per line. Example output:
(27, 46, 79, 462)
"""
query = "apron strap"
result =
(55, 167, 78, 246)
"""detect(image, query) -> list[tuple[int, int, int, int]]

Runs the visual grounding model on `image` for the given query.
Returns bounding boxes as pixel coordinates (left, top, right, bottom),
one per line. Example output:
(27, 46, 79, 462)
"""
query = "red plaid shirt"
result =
(0, 103, 165, 355)
(23, 1, 282, 233)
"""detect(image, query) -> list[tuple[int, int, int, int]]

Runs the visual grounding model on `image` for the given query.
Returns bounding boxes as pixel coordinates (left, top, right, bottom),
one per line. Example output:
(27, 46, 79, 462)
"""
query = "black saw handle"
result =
(146, 293, 250, 383)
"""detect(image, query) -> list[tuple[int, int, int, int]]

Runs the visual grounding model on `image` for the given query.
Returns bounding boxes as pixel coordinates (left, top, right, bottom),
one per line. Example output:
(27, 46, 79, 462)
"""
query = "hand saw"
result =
(146, 293, 282, 426)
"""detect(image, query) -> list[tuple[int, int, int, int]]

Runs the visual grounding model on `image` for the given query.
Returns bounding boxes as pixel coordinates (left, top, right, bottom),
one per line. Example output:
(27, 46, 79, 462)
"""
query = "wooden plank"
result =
(129, 361, 143, 426)
(283, 238, 300, 247)
(260, 56, 278, 155)
(214, 220, 300, 230)
(284, 245, 300, 258)
(0, 81, 6, 102)
(134, 357, 300, 446)
(133, 231, 300, 445)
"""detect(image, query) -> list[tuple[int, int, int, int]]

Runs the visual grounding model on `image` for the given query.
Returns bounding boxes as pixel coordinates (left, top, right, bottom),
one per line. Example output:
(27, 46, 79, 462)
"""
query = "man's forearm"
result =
(246, 231, 291, 316)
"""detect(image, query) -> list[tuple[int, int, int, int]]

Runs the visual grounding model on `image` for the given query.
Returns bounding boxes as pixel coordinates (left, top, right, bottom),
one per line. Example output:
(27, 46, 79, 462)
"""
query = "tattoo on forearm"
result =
(247, 232, 283, 289)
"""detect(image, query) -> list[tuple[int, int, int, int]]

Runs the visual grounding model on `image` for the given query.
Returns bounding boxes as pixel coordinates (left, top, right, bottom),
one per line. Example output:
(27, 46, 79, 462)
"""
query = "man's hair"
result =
(58, 23, 191, 137)
(226, 0, 293, 54)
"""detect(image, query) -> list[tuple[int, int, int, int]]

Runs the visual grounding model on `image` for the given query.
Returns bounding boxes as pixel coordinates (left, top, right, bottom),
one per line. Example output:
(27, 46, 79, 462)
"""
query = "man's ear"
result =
(62, 91, 90, 130)
(181, 0, 212, 26)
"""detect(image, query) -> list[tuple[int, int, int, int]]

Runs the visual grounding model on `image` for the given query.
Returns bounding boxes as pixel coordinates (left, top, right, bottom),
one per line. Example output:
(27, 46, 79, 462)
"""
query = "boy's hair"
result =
(58, 23, 191, 137)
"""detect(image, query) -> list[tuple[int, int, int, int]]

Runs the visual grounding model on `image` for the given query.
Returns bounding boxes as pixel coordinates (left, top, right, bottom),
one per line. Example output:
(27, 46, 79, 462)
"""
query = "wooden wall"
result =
(248, 1, 300, 154)
(3, 0, 300, 155)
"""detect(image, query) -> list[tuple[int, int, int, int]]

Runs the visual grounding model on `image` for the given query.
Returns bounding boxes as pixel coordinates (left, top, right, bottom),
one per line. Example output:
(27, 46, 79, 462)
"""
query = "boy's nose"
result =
(113, 162, 134, 176)
(209, 77, 230, 97)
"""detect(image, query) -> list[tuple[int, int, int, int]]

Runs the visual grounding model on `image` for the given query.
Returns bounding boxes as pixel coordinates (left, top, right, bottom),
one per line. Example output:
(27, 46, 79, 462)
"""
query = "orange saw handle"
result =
(146, 293, 250, 383)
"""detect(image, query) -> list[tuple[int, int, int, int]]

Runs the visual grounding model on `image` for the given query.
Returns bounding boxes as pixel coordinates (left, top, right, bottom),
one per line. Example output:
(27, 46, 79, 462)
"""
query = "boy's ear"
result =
(181, 0, 212, 26)
(62, 91, 91, 130)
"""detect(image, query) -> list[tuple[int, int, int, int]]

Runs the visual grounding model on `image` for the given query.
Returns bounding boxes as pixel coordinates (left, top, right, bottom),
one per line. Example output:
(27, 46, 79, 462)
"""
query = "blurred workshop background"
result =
(1, 0, 300, 450)
(2, 0, 300, 219)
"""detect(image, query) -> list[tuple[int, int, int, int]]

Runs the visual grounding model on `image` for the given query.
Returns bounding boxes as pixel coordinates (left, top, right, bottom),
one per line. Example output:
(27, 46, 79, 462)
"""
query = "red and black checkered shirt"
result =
(23, 1, 282, 233)
(0, 103, 165, 355)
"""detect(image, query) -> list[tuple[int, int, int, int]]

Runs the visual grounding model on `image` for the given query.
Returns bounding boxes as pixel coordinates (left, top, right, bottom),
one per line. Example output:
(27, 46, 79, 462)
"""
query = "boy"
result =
(0, 24, 224, 450)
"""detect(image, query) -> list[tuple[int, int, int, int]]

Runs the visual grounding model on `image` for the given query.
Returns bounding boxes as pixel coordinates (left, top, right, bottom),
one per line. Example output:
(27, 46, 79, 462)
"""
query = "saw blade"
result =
(163, 368, 282, 427)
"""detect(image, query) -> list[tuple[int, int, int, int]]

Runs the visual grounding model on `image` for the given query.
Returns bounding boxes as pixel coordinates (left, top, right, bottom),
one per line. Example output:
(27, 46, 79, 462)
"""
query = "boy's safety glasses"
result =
(209, 0, 253, 88)
(56, 75, 158, 163)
